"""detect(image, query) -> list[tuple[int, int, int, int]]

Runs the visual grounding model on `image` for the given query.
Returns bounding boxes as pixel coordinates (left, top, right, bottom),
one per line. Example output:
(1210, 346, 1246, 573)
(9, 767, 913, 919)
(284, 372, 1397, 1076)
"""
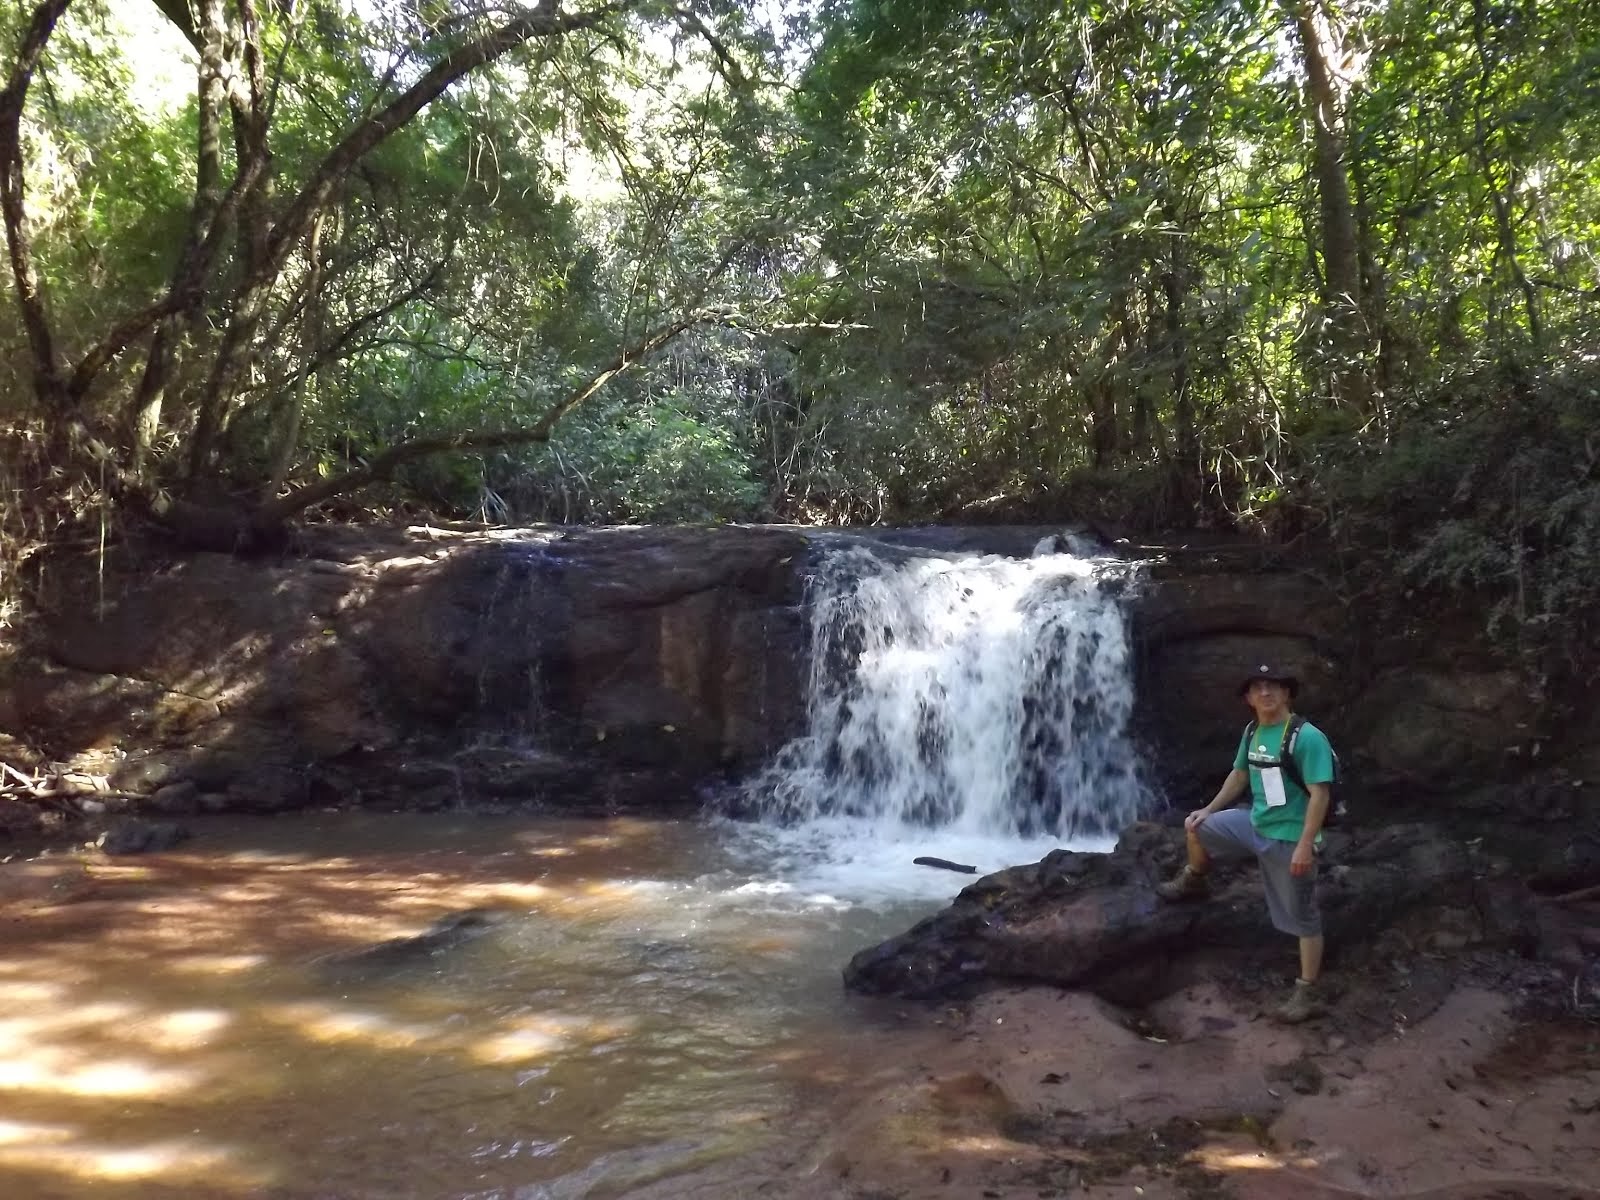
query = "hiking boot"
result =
(1273, 979, 1325, 1025)
(1155, 865, 1211, 902)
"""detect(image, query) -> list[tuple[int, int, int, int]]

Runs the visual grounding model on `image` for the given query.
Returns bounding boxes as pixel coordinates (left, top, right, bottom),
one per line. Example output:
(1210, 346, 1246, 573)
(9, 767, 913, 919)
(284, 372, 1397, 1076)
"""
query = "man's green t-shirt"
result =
(1232, 718, 1335, 843)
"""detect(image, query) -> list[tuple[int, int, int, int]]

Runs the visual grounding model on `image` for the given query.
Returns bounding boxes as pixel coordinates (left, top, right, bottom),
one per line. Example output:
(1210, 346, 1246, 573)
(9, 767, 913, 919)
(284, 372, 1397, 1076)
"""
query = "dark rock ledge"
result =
(844, 821, 1542, 1006)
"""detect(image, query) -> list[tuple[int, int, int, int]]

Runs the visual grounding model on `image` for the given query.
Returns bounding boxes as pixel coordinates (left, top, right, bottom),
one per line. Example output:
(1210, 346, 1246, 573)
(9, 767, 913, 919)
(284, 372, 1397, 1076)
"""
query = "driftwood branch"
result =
(1547, 883, 1600, 906)
(914, 856, 978, 874)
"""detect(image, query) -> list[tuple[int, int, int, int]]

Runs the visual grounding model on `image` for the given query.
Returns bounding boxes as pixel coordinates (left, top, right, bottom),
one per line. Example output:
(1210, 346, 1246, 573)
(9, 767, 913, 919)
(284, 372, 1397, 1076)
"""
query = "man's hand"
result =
(1290, 841, 1315, 877)
(1184, 808, 1212, 832)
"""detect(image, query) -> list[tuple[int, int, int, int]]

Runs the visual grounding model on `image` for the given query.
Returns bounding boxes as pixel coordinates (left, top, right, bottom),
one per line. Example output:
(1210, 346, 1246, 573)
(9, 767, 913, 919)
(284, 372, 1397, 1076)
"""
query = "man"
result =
(1156, 663, 1335, 1024)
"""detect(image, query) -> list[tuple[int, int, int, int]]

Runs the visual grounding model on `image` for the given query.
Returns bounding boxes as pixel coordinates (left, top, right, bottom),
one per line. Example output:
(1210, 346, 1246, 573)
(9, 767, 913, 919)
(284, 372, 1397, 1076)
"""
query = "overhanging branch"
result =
(64, 0, 647, 404)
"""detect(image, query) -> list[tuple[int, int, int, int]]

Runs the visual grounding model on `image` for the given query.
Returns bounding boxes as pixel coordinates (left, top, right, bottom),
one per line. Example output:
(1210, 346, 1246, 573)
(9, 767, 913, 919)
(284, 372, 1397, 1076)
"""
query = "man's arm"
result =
(1291, 783, 1330, 876)
(1206, 769, 1249, 813)
(1187, 769, 1249, 829)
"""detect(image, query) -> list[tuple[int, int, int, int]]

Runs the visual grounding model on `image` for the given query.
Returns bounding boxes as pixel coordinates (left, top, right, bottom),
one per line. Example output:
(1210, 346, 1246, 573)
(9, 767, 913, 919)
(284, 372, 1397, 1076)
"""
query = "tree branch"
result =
(67, 0, 644, 408)
(1531, 276, 1600, 299)
(670, 6, 748, 90)
(148, 0, 201, 51)
(261, 0, 646, 289)
(260, 242, 460, 391)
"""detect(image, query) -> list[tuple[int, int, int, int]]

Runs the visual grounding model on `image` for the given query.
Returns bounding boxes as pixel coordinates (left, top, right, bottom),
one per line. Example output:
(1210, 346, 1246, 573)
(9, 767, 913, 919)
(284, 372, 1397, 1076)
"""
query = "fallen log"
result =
(913, 856, 977, 874)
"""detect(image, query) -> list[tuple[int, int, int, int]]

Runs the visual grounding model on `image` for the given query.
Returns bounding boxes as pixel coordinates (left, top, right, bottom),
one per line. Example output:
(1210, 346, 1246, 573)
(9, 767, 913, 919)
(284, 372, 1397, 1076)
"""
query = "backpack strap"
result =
(1277, 715, 1310, 796)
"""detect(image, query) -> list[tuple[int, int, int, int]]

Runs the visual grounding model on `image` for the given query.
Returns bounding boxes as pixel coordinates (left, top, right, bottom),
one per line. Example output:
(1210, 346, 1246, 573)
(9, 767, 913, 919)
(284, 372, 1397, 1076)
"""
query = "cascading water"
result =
(733, 538, 1152, 895)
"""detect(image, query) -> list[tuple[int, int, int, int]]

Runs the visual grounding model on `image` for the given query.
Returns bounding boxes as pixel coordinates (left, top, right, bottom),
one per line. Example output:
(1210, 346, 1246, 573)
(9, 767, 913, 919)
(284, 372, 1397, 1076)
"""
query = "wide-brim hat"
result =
(1239, 663, 1299, 697)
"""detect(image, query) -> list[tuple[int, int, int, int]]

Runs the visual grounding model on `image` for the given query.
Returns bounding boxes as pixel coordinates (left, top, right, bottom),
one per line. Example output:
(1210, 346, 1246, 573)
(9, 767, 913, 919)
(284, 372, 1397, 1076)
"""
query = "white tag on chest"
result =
(1260, 766, 1288, 807)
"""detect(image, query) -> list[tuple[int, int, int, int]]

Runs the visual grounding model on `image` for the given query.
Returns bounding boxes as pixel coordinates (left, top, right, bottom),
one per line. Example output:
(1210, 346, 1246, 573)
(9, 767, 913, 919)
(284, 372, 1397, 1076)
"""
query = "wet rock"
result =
(15, 526, 815, 815)
(844, 821, 1537, 1004)
(1530, 831, 1600, 892)
(0, 798, 43, 836)
(7, 525, 1591, 846)
(316, 908, 510, 977)
(225, 766, 310, 813)
(146, 780, 201, 815)
(0, 663, 221, 753)
(1354, 668, 1531, 790)
(111, 751, 191, 794)
(1130, 572, 1345, 792)
(95, 819, 191, 856)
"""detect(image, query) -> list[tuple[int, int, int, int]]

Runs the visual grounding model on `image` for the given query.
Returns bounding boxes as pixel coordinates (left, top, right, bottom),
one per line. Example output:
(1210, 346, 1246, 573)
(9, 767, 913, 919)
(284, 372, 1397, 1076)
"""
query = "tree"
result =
(4, 0, 1597, 545)
(1289, 0, 1373, 411)
(1, 0, 766, 545)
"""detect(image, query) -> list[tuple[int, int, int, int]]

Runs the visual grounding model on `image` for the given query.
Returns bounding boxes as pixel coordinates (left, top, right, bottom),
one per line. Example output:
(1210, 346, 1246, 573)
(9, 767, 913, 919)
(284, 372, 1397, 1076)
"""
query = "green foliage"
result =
(751, 0, 1600, 528)
(1313, 359, 1600, 661)
(2, 0, 1599, 603)
(508, 395, 768, 524)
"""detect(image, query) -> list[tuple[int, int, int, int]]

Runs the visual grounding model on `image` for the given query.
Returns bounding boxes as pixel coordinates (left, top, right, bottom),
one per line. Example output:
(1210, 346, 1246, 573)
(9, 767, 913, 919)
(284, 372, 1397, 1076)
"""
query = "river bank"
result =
(636, 944, 1600, 1200)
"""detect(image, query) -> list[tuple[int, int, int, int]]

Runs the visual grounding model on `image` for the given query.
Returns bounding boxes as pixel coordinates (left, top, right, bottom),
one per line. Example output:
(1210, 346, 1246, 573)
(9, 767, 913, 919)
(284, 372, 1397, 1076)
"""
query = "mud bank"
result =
(630, 952, 1600, 1200)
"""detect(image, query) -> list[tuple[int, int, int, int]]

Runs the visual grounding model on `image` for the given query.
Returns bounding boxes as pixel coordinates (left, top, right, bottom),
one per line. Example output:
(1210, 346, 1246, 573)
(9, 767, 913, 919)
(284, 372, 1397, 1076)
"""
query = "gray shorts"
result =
(1195, 806, 1322, 937)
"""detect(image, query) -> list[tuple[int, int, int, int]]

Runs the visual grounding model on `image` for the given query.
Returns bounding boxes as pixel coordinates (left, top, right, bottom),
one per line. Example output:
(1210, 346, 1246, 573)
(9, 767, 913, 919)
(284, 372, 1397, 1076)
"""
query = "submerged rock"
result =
(844, 821, 1538, 1004)
(315, 907, 511, 978)
(94, 819, 191, 856)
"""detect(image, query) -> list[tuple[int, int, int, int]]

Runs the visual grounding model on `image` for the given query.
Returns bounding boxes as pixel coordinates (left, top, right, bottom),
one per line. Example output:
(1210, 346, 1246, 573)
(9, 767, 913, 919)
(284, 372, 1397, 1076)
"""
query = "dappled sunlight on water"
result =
(0, 813, 935, 1200)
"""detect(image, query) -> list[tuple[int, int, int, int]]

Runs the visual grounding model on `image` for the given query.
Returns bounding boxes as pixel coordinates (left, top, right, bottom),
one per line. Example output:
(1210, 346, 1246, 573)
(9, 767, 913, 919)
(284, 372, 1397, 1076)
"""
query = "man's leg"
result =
(1185, 823, 1212, 873)
(1299, 934, 1324, 984)
(1158, 808, 1253, 901)
(1257, 839, 1325, 1023)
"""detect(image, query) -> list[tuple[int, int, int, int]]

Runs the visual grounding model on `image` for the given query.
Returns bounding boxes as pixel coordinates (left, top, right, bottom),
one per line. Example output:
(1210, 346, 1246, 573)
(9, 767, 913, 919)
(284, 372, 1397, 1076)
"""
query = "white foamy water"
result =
(736, 539, 1151, 900)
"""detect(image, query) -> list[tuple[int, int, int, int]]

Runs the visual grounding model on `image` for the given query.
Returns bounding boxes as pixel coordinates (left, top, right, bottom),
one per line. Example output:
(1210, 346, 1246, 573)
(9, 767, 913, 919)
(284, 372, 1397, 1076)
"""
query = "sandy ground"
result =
(637, 958, 1600, 1200)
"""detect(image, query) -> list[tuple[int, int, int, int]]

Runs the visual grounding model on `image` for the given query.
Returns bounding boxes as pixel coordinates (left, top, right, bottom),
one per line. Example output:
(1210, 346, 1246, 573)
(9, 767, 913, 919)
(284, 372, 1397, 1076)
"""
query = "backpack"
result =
(1243, 714, 1347, 827)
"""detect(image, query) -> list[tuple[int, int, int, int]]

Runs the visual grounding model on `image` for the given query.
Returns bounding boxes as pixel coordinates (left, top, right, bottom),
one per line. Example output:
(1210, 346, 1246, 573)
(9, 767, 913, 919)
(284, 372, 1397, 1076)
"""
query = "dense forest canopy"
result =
(2, 0, 1598, 648)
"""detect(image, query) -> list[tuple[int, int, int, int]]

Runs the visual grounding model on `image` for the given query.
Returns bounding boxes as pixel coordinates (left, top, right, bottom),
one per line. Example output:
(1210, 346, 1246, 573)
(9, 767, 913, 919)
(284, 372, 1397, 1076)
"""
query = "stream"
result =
(0, 813, 970, 1200)
(0, 541, 1147, 1199)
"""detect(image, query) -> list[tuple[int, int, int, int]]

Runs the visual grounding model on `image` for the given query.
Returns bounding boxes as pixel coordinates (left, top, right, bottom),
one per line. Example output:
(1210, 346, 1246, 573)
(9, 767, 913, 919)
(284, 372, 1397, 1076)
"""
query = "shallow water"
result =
(0, 812, 1049, 1200)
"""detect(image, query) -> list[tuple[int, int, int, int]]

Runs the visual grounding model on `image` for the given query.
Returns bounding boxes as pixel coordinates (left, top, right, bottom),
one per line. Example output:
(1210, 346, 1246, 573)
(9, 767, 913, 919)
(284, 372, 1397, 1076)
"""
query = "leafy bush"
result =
(502, 397, 770, 524)
(1312, 359, 1600, 665)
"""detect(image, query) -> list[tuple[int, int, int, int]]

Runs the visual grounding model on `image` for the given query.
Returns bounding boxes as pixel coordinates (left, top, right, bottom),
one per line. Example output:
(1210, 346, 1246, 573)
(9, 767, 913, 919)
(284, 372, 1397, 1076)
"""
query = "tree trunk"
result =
(264, 210, 327, 500)
(1292, 0, 1370, 411)
(1351, 133, 1397, 415)
(127, 0, 231, 467)
(0, 0, 74, 413)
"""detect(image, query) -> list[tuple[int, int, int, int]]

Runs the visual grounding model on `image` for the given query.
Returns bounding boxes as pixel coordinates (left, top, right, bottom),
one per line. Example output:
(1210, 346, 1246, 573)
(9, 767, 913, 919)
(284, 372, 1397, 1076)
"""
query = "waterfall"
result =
(747, 539, 1150, 846)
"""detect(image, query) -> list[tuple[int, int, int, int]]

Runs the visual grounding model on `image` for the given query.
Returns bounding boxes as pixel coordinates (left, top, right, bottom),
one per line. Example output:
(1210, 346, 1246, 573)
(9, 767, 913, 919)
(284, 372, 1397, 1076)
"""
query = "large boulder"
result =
(1129, 559, 1543, 807)
(1130, 568, 1346, 796)
(843, 821, 1537, 1005)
